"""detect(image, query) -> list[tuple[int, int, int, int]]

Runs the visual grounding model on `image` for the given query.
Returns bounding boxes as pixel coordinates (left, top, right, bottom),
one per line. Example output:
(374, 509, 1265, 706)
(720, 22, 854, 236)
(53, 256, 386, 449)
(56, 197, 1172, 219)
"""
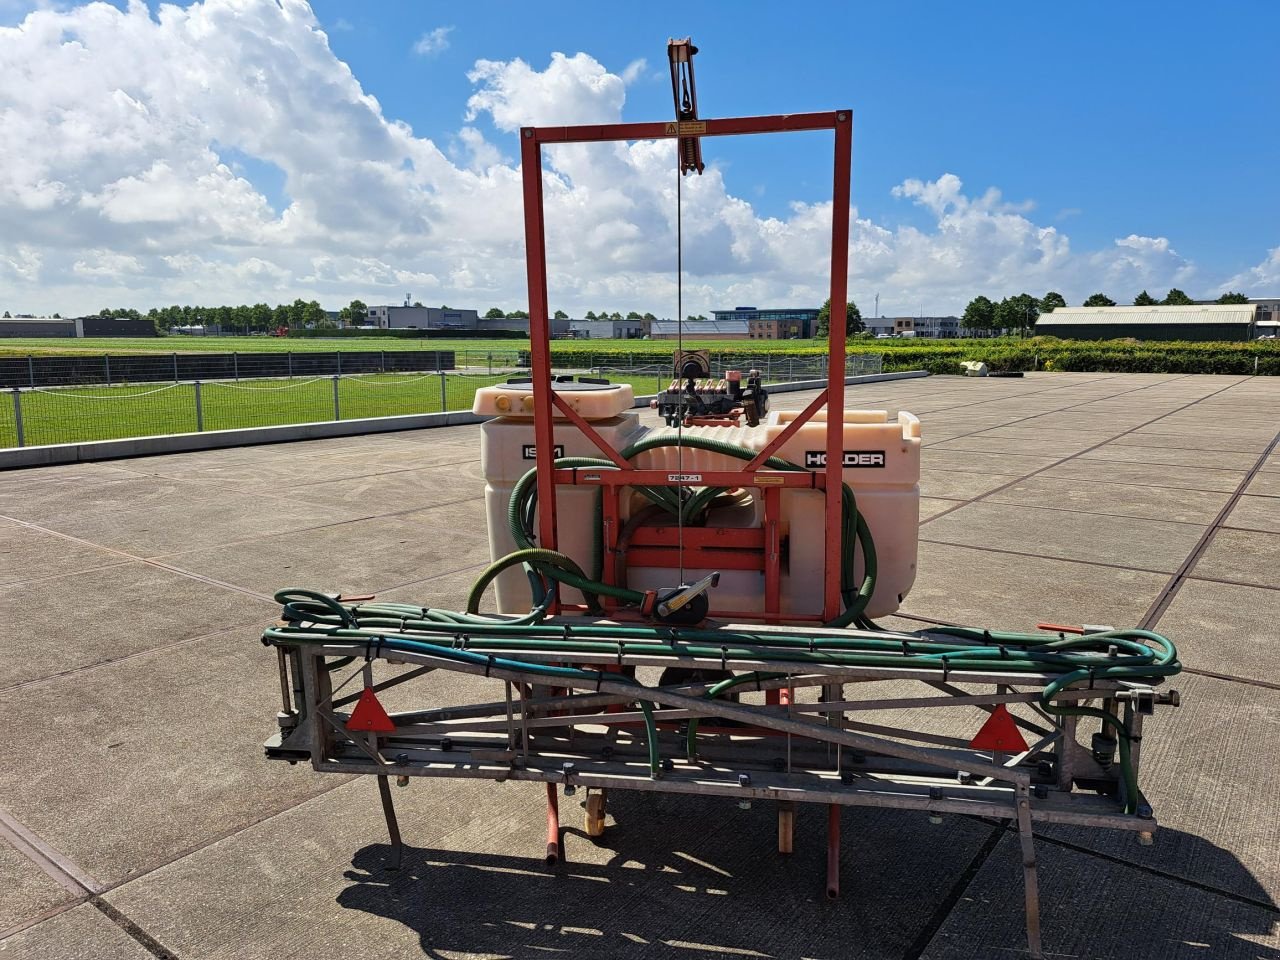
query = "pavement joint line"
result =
(90, 898, 180, 960)
(1219, 523, 1280, 536)
(0, 900, 92, 943)
(1181, 666, 1280, 693)
(140, 492, 485, 563)
(1028, 829, 1280, 916)
(940, 497, 1212, 529)
(979, 472, 1249, 496)
(920, 376, 1251, 529)
(0, 621, 267, 695)
(912, 374, 1194, 450)
(0, 558, 137, 590)
(0, 514, 278, 602)
(86, 776, 359, 904)
(135, 451, 481, 493)
(363, 559, 493, 599)
(1139, 426, 1280, 631)
(0, 805, 102, 897)
(1097, 437, 1279, 455)
(916, 538, 1179, 578)
(902, 822, 1007, 960)
(1185, 572, 1280, 594)
(273, 453, 482, 489)
(0, 501, 485, 606)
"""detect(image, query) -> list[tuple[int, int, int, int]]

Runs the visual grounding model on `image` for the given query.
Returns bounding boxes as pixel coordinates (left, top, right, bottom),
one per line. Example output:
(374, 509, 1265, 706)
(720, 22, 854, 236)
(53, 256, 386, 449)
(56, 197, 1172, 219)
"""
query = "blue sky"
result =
(0, 0, 1276, 316)
(311, 1, 1278, 283)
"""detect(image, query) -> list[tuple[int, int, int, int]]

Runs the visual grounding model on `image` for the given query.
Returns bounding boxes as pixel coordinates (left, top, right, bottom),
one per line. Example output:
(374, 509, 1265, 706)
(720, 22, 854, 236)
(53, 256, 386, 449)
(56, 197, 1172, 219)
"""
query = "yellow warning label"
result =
(754, 475, 786, 485)
(665, 121, 706, 135)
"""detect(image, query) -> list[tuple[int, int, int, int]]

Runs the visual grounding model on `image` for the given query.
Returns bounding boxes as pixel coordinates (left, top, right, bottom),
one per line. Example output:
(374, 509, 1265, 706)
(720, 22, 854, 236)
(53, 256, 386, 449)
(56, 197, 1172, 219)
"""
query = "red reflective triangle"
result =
(968, 704, 1028, 753)
(346, 687, 395, 733)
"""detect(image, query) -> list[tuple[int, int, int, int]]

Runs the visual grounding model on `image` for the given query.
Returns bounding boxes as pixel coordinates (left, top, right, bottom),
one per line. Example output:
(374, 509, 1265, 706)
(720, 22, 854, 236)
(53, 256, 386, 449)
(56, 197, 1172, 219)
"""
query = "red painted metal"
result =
(520, 131, 559, 571)
(630, 527, 764, 549)
(530, 112, 839, 147)
(600, 483, 622, 601)
(625, 548, 764, 572)
(823, 112, 854, 620)
(544, 782, 561, 864)
(744, 389, 828, 470)
(518, 106, 854, 624)
(626, 526, 765, 573)
(553, 469, 824, 489)
(764, 486, 782, 621)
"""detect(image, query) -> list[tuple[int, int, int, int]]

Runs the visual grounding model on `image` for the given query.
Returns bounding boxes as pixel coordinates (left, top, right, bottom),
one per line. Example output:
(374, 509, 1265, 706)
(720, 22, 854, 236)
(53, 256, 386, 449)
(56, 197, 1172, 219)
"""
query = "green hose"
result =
(685, 672, 784, 759)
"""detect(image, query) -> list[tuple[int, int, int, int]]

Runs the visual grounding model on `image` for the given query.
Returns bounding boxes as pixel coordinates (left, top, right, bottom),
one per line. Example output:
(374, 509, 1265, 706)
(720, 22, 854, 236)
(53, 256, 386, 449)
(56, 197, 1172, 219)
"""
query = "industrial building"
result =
(864, 316, 917, 337)
(1036, 304, 1260, 341)
(363, 305, 571, 337)
(366, 305, 480, 330)
(711, 307, 819, 339)
(567, 318, 646, 339)
(0, 316, 157, 338)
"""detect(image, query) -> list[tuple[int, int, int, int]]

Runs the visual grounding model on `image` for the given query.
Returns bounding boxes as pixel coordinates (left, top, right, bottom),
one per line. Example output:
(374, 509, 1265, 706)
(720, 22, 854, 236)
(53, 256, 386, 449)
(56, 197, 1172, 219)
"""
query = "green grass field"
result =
(0, 371, 675, 448)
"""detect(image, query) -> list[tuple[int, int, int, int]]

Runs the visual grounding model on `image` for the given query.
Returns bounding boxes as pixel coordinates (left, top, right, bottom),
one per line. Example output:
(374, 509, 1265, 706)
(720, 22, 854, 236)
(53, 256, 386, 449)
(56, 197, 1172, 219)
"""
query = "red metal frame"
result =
(520, 109, 853, 621)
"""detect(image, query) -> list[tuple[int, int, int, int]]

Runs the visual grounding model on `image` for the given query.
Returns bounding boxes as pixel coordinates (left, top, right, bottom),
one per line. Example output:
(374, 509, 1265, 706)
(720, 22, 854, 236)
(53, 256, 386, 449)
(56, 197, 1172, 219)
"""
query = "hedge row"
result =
(876, 339, 1280, 376)
(291, 328, 527, 340)
(540, 336, 1280, 377)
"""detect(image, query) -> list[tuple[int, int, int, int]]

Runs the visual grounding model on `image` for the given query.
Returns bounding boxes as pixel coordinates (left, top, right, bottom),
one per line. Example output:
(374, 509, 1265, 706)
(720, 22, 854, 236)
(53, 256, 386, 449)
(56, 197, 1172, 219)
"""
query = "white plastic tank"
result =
(624, 411, 920, 620)
(474, 380, 642, 612)
(475, 379, 920, 621)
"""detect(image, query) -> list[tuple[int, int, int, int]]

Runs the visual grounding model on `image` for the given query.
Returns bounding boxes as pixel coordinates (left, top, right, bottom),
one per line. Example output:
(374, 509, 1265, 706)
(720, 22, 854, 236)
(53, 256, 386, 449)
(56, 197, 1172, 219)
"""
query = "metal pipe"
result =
(11, 389, 23, 447)
(544, 782, 560, 864)
(826, 803, 841, 899)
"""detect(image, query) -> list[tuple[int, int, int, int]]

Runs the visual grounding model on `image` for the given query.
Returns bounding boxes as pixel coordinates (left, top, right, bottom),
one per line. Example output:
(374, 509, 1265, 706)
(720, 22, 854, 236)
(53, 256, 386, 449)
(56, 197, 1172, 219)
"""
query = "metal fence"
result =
(0, 355, 883, 450)
(0, 350, 458, 389)
(2, 372, 501, 448)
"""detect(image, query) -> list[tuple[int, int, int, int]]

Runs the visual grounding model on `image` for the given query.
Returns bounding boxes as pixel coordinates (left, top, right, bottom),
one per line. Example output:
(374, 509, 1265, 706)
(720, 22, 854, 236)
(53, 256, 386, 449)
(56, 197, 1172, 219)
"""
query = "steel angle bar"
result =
(382, 672, 804, 724)
(316, 707, 386, 766)
(332, 664, 437, 708)
(300, 644, 1028, 782)
(838, 718, 978, 750)
(390, 707, 699, 736)
(310, 752, 1140, 830)
(922, 679, 1056, 738)
(786, 687, 1114, 714)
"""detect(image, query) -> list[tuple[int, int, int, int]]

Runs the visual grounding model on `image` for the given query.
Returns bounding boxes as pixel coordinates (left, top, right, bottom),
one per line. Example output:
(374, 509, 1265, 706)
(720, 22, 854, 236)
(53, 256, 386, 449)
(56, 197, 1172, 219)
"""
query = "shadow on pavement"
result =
(335, 796, 1279, 959)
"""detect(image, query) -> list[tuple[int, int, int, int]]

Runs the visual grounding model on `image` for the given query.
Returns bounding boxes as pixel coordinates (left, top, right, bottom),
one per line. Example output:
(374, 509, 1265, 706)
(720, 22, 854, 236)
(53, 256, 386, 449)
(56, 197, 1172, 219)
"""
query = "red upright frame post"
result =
(520, 128, 560, 559)
(823, 111, 853, 620)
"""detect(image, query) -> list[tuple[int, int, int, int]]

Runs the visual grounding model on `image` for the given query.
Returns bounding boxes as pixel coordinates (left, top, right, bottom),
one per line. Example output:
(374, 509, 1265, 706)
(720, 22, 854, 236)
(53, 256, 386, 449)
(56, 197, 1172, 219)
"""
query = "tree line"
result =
(89, 299, 382, 334)
(961, 289, 1251, 335)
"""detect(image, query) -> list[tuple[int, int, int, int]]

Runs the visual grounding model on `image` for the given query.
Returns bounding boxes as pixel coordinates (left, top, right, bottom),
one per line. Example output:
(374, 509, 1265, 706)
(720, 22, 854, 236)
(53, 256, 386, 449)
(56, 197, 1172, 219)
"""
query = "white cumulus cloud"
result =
(413, 25, 452, 57)
(1223, 246, 1280, 293)
(0, 0, 1268, 320)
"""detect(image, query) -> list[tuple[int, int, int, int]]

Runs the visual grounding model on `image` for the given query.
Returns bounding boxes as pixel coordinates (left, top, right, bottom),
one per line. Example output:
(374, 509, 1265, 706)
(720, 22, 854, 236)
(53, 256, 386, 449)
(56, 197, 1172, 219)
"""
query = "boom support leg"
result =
(376, 774, 403, 871)
(1015, 782, 1043, 959)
